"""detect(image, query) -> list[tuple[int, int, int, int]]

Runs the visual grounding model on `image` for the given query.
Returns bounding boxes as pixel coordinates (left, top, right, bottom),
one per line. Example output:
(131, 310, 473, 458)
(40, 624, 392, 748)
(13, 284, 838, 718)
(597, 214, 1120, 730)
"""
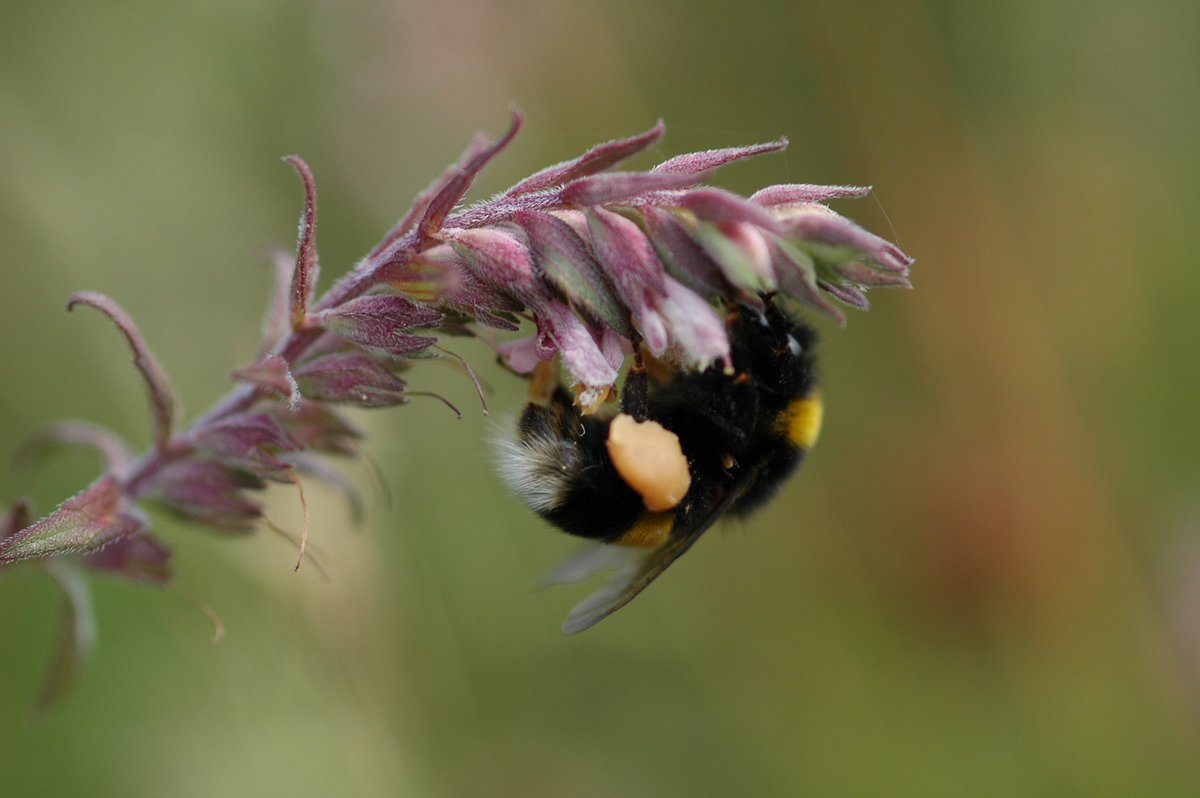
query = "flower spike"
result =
(3, 114, 913, 704)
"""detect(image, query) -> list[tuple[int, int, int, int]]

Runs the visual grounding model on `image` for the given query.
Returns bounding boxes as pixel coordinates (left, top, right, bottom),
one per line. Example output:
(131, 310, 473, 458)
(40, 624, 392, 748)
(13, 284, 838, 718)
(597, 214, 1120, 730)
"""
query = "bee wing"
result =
(538, 541, 648, 588)
(556, 463, 768, 634)
(559, 533, 698, 634)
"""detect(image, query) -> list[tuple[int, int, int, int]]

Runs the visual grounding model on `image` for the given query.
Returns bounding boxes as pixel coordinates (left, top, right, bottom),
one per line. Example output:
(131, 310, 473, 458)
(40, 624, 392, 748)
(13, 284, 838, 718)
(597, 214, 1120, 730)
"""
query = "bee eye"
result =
(785, 334, 802, 357)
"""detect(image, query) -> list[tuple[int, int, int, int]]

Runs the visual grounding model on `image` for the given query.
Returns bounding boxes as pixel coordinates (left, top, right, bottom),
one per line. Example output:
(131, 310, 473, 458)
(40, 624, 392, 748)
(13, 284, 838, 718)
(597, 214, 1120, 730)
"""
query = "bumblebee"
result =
(497, 298, 823, 632)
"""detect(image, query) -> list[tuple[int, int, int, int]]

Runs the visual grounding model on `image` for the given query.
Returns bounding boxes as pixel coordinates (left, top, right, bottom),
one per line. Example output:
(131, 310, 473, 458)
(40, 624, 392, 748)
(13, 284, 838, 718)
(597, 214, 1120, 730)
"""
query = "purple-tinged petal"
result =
(18, 421, 133, 477)
(820, 280, 871, 310)
(640, 207, 730, 297)
(751, 184, 872, 205)
(192, 413, 300, 482)
(313, 294, 441, 356)
(598, 326, 629, 374)
(142, 458, 264, 531)
(581, 207, 679, 354)
(722, 222, 775, 279)
(438, 294, 521, 332)
(496, 335, 542, 374)
(635, 305, 670, 356)
(505, 121, 665, 196)
(550, 209, 591, 240)
(781, 208, 914, 273)
(232, 354, 300, 408)
(267, 401, 362, 456)
(422, 242, 526, 312)
(84, 532, 172, 584)
(0, 476, 146, 563)
(38, 560, 96, 711)
(514, 211, 631, 336)
(769, 237, 846, 324)
(691, 221, 776, 295)
(536, 300, 619, 395)
(416, 109, 524, 241)
(654, 277, 730, 369)
(2, 499, 33, 541)
(831, 260, 913, 289)
(585, 207, 669, 297)
(652, 137, 787, 175)
(675, 187, 786, 234)
(67, 291, 177, 452)
(283, 155, 320, 330)
(443, 226, 538, 293)
(376, 255, 462, 303)
(558, 170, 709, 207)
(377, 247, 523, 331)
(292, 352, 410, 408)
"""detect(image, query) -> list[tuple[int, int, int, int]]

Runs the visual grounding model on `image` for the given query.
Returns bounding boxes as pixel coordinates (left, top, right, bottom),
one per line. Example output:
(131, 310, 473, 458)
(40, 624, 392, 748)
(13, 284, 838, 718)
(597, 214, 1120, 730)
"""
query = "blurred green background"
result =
(3, 0, 1200, 795)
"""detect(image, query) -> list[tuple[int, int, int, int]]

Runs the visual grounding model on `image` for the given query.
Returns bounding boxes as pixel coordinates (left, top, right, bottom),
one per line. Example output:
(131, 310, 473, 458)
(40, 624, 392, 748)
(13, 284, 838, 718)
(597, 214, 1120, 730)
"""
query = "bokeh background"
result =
(2, 0, 1199, 795)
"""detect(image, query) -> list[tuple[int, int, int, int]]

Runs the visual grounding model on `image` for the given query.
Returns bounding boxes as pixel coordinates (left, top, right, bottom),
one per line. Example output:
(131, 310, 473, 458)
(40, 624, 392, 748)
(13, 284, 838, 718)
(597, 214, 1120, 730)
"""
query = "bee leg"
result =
(622, 332, 650, 422)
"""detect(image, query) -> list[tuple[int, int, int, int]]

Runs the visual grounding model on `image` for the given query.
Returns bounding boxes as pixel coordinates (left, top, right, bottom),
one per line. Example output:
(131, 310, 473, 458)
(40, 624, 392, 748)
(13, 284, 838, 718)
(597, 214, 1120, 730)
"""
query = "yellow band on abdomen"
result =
(615, 512, 675, 548)
(777, 392, 823, 450)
